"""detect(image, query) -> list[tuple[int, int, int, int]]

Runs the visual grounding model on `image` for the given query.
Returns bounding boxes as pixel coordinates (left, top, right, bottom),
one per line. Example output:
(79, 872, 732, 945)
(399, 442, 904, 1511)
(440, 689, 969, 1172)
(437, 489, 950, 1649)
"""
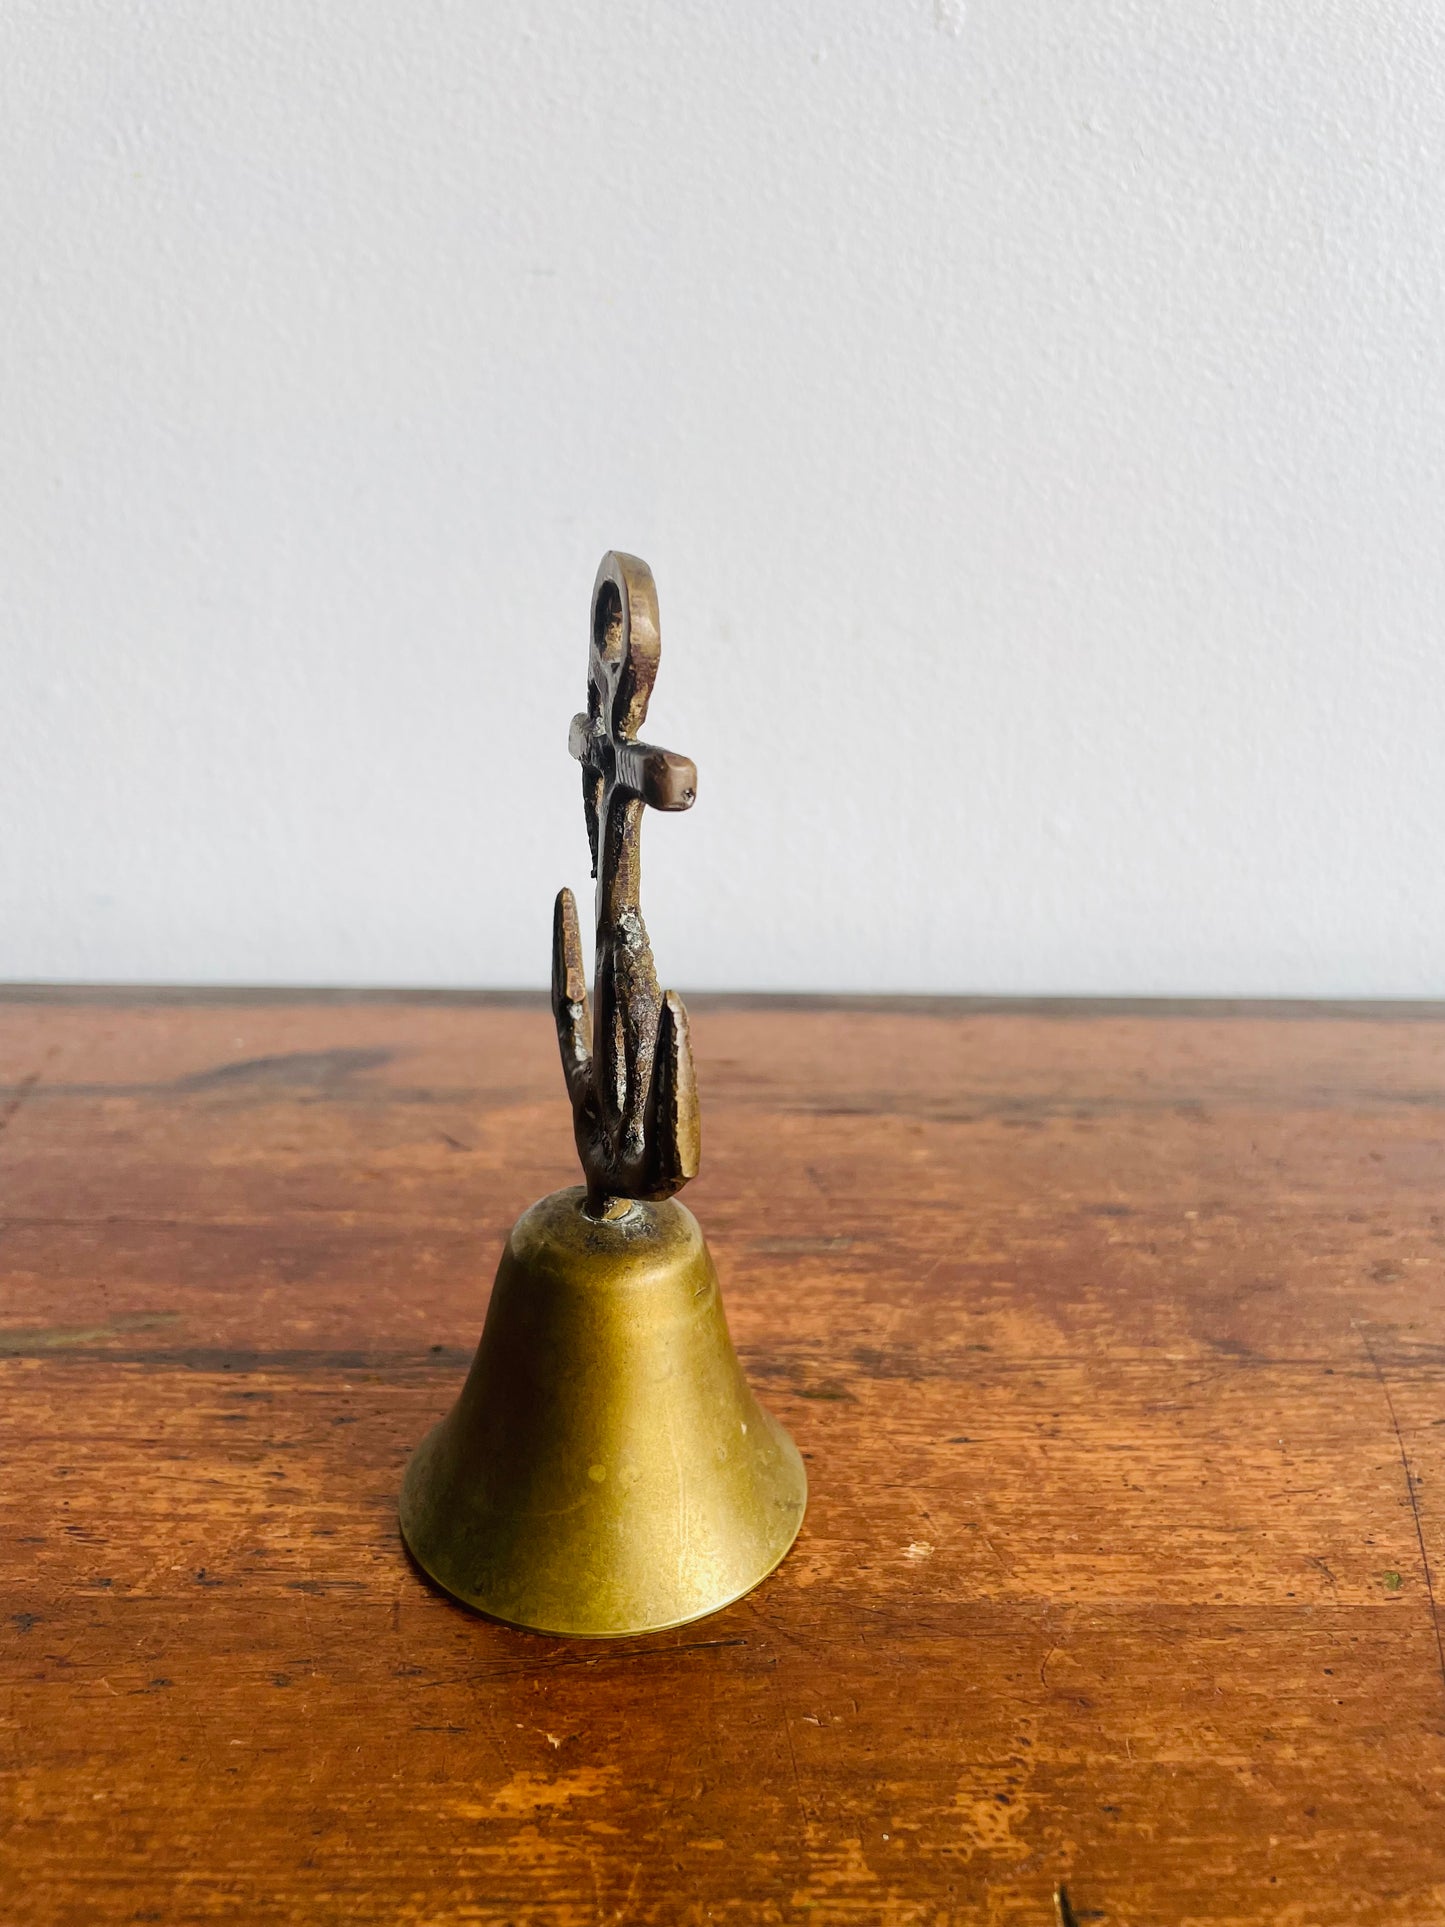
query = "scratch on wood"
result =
(1355, 1320, 1445, 1701)
(1305, 1553, 1339, 1596)
(771, 1669, 810, 1830)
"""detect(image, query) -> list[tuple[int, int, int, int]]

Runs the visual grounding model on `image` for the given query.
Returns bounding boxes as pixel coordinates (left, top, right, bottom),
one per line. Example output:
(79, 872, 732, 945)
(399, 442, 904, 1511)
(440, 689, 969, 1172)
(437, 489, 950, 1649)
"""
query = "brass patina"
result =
(400, 552, 806, 1636)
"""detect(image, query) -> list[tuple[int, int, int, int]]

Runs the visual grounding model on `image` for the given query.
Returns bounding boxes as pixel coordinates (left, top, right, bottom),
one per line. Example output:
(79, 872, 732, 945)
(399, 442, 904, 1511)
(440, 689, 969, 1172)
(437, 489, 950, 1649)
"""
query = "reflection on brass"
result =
(400, 552, 806, 1636)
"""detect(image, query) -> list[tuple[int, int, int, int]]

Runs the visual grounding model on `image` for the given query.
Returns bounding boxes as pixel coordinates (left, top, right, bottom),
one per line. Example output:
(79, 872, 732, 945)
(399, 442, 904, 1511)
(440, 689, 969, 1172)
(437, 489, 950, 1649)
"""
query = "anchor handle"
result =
(551, 553, 701, 1212)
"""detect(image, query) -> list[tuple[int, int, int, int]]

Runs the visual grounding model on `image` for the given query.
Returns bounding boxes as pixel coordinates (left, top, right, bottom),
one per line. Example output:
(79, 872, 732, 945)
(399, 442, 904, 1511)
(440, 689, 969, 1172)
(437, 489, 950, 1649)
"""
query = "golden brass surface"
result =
(400, 551, 806, 1634)
(399, 1187, 807, 1637)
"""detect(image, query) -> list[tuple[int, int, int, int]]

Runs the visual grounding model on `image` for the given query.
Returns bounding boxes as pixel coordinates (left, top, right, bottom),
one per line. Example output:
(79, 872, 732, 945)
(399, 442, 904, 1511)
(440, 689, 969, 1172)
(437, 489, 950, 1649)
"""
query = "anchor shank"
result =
(554, 551, 699, 1204)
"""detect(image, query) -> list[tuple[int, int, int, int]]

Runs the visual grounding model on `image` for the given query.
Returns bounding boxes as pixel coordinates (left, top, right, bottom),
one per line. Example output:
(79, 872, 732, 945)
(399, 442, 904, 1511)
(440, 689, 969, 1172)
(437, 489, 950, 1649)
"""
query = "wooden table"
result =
(2, 990, 1443, 1924)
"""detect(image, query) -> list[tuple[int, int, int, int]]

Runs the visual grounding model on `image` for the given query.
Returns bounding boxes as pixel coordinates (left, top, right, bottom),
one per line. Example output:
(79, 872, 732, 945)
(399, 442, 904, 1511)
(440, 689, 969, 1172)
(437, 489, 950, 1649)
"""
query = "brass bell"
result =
(399, 1186, 806, 1636)
(400, 552, 806, 1636)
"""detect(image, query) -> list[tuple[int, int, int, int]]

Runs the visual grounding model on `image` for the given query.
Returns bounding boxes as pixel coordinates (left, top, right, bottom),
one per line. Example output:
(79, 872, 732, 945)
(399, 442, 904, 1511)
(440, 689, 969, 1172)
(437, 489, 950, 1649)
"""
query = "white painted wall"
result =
(3, 2, 1443, 995)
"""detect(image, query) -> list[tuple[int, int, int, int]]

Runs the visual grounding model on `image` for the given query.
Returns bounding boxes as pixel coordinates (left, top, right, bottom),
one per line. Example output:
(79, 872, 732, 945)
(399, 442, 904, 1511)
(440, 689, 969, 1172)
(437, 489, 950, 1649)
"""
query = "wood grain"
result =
(1, 991, 1443, 1924)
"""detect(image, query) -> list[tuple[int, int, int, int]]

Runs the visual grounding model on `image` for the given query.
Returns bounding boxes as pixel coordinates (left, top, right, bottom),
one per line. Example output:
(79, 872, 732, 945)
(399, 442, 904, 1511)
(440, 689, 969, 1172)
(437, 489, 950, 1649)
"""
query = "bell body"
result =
(400, 1186, 806, 1637)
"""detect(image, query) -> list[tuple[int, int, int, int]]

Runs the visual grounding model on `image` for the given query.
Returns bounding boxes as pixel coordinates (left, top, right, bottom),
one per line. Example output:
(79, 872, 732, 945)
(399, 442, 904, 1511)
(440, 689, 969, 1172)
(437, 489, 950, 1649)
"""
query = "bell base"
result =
(399, 1186, 807, 1639)
(401, 1463, 804, 1639)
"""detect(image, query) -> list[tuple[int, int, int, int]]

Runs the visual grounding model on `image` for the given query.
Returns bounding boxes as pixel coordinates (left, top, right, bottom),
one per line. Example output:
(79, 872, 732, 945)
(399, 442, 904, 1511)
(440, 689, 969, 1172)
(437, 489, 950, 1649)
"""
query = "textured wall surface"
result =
(3, 2, 1442, 994)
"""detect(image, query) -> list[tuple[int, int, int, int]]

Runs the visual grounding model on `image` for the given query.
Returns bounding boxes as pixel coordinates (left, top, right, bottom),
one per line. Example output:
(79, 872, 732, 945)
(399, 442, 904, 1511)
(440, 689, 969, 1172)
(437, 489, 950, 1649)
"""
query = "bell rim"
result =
(399, 1460, 807, 1640)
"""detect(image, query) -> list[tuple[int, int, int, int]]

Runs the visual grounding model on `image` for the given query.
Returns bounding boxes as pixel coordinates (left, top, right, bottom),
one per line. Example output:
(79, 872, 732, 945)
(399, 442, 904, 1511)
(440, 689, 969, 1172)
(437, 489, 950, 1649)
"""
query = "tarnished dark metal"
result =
(551, 551, 701, 1213)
